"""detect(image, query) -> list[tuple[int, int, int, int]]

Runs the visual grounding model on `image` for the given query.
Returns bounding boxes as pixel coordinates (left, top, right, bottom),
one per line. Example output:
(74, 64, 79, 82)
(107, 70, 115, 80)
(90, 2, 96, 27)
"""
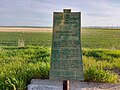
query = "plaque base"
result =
(27, 79, 120, 90)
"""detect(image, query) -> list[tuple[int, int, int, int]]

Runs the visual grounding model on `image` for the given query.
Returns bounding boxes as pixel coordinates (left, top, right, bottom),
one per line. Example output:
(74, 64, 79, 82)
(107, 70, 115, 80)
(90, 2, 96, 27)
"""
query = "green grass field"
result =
(82, 28, 120, 49)
(0, 28, 120, 49)
(0, 32, 52, 47)
(0, 28, 120, 89)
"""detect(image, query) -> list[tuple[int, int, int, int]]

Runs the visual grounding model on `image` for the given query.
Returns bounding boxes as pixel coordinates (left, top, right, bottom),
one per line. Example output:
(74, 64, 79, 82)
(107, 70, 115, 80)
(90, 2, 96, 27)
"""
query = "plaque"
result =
(50, 9, 84, 80)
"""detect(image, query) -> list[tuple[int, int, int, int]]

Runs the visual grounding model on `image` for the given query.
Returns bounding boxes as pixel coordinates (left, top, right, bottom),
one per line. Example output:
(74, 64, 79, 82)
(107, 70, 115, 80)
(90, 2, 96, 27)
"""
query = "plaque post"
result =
(63, 80, 69, 90)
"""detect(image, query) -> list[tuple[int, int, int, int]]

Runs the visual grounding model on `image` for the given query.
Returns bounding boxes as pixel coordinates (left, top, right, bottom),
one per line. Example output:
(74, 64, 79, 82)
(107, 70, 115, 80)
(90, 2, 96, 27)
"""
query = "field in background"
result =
(82, 28, 120, 49)
(0, 27, 120, 49)
(0, 27, 120, 89)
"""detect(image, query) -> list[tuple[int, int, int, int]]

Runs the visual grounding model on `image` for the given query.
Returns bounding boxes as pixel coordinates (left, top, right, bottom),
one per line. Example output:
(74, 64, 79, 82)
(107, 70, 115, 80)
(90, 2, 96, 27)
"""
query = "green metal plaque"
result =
(50, 9, 84, 80)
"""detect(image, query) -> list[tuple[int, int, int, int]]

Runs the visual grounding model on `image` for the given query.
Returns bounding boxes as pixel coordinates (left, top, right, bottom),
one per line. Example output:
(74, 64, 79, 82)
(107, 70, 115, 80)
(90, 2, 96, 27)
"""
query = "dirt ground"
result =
(0, 27, 52, 32)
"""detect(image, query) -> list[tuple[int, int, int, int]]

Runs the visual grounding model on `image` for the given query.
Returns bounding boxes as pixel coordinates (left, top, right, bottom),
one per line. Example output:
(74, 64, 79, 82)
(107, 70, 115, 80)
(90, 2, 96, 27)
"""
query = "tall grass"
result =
(0, 46, 119, 89)
(0, 46, 50, 90)
(82, 49, 120, 61)
(84, 67, 118, 83)
(83, 56, 119, 83)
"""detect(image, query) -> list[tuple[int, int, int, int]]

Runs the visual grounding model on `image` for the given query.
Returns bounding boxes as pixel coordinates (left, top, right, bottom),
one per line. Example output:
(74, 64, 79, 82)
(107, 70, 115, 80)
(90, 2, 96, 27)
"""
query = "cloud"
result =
(0, 0, 119, 26)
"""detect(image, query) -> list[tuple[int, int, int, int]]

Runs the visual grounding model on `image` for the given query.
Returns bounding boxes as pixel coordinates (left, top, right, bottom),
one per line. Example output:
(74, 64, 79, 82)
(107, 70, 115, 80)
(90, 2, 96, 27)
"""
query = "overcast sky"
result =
(0, 0, 120, 26)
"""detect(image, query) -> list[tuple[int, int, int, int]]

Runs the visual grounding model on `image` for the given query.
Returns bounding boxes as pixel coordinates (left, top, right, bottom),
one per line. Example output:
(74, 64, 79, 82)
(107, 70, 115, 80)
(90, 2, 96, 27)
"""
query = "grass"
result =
(0, 46, 50, 90)
(0, 46, 120, 89)
(84, 67, 118, 83)
(82, 49, 120, 62)
(83, 56, 120, 83)
(0, 32, 52, 47)
(0, 28, 120, 49)
(0, 28, 120, 89)
(82, 28, 120, 49)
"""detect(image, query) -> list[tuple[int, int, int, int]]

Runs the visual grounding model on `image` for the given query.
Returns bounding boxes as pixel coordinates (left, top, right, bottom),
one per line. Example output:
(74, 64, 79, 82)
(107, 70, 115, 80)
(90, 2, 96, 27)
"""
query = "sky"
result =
(0, 0, 120, 27)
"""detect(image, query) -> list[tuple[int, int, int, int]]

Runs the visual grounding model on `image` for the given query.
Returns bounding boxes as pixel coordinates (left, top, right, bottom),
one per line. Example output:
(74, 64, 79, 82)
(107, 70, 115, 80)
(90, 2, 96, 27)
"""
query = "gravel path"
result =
(28, 79, 120, 90)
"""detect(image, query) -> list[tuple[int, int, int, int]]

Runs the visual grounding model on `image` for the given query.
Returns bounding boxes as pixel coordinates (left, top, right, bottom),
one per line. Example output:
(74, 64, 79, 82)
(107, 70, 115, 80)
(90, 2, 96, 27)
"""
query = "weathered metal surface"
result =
(50, 9, 84, 80)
